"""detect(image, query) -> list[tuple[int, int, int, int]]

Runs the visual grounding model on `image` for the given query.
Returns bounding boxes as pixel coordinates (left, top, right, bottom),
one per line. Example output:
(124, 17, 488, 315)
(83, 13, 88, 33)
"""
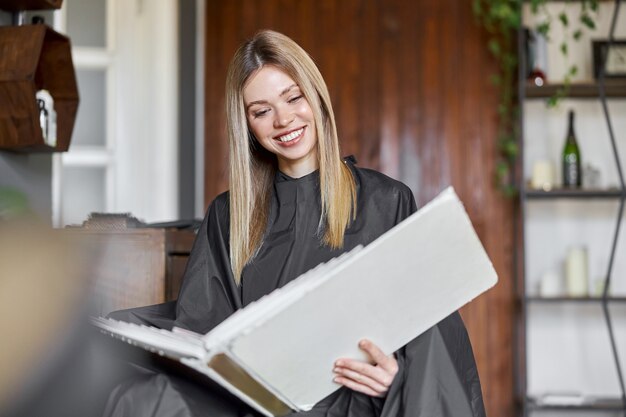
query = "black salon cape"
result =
(105, 162, 487, 417)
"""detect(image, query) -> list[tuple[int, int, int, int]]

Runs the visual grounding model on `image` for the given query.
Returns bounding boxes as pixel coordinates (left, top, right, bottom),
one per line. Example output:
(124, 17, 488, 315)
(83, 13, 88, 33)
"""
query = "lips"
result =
(274, 127, 305, 143)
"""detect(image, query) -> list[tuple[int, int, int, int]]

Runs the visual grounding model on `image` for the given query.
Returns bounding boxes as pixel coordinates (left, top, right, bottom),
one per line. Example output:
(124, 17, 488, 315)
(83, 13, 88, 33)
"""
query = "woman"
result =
(107, 30, 486, 417)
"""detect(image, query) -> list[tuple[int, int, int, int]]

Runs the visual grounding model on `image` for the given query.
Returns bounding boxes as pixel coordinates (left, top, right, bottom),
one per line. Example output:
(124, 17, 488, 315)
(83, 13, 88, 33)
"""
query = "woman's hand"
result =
(333, 339, 398, 397)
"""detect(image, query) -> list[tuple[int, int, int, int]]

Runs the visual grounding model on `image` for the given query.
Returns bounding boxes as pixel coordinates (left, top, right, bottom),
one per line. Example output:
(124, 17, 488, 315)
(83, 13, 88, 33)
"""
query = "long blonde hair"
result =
(225, 30, 356, 284)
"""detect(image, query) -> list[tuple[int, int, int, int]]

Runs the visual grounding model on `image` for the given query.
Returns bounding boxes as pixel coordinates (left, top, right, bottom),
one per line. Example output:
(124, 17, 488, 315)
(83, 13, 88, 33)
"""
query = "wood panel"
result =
(67, 228, 195, 317)
(204, 1, 515, 416)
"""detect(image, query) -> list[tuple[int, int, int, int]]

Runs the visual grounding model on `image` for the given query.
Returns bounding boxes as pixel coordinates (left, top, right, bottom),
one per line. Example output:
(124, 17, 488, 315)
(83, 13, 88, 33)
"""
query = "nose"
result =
(273, 106, 294, 128)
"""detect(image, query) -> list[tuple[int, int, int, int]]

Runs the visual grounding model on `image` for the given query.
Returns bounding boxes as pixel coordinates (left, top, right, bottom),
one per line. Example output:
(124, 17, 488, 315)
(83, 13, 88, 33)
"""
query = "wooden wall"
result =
(204, 1, 515, 416)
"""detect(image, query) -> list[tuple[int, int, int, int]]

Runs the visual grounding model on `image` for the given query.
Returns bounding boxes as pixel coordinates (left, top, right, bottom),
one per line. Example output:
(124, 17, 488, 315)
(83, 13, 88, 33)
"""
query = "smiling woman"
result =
(105, 30, 487, 417)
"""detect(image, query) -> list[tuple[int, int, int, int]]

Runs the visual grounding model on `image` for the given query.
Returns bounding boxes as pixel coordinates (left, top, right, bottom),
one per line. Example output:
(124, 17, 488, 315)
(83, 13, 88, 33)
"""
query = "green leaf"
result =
(472, 0, 482, 17)
(512, 105, 521, 120)
(531, 4, 539, 14)
(547, 96, 559, 108)
(506, 12, 521, 29)
(590, 0, 599, 12)
(492, 3, 513, 20)
(559, 12, 569, 27)
(503, 141, 519, 158)
(496, 161, 509, 178)
(569, 65, 578, 77)
(502, 184, 518, 198)
(562, 77, 572, 89)
(500, 53, 517, 70)
(573, 29, 582, 41)
(580, 13, 596, 30)
(560, 42, 568, 56)
(530, 0, 542, 14)
(536, 21, 550, 38)
(491, 74, 502, 86)
(488, 38, 501, 57)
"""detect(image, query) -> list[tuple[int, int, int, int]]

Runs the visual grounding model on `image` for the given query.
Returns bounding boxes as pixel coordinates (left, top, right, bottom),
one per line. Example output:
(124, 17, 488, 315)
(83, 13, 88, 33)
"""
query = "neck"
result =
(277, 155, 319, 178)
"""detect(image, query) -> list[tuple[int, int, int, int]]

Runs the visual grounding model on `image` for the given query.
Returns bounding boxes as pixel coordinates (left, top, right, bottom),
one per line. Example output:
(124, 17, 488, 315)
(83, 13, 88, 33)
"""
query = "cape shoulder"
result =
(207, 191, 230, 226)
(350, 164, 416, 208)
(205, 164, 416, 224)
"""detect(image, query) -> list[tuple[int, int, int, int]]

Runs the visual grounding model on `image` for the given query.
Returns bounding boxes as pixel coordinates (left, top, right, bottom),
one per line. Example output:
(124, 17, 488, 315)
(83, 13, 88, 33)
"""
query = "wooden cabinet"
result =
(69, 228, 196, 317)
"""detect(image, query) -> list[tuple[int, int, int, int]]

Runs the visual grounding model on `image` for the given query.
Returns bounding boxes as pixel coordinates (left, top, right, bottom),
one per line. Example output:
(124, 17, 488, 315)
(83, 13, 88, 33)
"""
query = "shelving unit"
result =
(516, 1, 626, 416)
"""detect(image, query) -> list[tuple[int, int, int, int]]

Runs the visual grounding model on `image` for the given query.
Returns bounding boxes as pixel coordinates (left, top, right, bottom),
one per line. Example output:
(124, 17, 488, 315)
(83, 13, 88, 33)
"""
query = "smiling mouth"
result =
(275, 127, 304, 143)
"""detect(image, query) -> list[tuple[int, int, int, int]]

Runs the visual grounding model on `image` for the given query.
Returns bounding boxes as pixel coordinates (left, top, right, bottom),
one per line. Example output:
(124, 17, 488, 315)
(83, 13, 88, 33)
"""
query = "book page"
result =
(224, 187, 498, 410)
(92, 317, 205, 360)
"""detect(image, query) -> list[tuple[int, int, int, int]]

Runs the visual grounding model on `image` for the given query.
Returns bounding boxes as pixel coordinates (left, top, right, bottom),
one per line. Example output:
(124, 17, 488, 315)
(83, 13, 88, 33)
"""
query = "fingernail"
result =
(359, 340, 367, 347)
(335, 360, 343, 366)
(333, 367, 340, 373)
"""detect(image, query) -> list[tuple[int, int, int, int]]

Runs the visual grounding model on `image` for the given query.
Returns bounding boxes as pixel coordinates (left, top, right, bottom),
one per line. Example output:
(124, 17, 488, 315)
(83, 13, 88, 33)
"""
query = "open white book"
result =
(92, 186, 498, 417)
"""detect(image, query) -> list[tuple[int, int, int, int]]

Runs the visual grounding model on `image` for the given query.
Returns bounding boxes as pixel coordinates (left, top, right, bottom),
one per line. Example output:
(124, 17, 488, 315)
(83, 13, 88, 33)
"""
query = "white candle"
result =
(566, 247, 588, 297)
(531, 160, 555, 191)
(539, 270, 563, 297)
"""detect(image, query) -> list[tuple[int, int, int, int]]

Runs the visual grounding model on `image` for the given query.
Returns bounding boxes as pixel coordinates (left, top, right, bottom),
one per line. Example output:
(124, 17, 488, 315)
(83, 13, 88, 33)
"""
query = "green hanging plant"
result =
(472, 0, 521, 197)
(472, 0, 599, 196)
(530, 0, 599, 107)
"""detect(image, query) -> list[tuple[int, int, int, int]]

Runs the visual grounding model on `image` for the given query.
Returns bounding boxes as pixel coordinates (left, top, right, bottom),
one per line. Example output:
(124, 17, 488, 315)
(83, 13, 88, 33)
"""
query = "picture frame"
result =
(593, 40, 626, 79)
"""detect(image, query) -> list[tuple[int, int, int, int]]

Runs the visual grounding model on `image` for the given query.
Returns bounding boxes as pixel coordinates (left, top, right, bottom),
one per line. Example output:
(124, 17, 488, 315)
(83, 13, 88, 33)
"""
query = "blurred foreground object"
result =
(0, 220, 94, 416)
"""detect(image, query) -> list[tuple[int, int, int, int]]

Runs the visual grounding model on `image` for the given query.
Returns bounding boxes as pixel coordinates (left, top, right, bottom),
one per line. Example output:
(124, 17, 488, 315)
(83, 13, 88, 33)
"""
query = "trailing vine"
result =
(472, 0, 598, 196)
(531, 0, 599, 106)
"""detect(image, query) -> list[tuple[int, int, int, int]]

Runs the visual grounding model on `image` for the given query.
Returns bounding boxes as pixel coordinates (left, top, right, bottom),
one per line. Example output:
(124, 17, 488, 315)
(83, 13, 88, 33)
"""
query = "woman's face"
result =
(243, 65, 318, 178)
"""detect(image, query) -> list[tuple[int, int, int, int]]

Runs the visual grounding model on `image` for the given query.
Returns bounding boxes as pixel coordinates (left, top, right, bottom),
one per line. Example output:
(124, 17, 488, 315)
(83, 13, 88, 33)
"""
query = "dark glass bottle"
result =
(562, 110, 582, 188)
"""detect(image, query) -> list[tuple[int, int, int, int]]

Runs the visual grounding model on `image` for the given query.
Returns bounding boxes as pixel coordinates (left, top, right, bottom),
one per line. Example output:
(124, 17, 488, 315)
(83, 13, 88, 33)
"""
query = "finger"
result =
(359, 339, 398, 373)
(334, 375, 385, 397)
(334, 366, 388, 393)
(335, 359, 392, 387)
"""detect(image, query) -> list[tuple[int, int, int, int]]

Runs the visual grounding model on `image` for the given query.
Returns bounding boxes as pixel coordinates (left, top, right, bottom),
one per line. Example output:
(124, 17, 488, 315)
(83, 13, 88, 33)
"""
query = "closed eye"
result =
(252, 108, 270, 118)
(288, 95, 303, 104)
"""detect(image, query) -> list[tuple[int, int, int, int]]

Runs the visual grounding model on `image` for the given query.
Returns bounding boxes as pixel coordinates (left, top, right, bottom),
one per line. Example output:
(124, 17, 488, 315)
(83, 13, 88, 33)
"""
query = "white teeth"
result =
(277, 128, 304, 142)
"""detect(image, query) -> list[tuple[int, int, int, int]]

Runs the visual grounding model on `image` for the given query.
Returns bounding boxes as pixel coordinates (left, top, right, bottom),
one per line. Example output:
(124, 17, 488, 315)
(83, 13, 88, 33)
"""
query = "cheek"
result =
(297, 102, 314, 120)
(247, 124, 274, 153)
(247, 118, 269, 141)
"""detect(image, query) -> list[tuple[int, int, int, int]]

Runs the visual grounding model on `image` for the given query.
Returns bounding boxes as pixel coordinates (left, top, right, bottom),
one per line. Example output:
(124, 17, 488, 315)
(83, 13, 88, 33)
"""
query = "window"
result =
(52, 0, 179, 226)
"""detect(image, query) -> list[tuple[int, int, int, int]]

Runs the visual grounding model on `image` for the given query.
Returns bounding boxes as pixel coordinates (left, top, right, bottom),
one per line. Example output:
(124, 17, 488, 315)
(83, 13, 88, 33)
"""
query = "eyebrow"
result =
(245, 84, 299, 110)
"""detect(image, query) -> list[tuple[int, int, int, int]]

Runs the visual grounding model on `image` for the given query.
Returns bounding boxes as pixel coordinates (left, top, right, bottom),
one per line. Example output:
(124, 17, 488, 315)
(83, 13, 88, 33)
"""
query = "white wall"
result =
(112, 0, 179, 223)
